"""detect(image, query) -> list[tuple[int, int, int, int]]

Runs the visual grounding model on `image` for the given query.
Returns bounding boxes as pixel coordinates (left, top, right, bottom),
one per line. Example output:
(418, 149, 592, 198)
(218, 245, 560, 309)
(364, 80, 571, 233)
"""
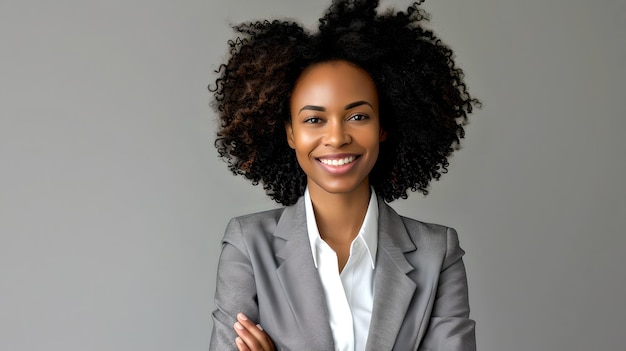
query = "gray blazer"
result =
(210, 197, 475, 350)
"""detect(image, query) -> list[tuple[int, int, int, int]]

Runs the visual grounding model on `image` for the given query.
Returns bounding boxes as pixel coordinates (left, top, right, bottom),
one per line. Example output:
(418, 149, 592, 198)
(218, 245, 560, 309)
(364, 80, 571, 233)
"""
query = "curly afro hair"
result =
(211, 0, 480, 206)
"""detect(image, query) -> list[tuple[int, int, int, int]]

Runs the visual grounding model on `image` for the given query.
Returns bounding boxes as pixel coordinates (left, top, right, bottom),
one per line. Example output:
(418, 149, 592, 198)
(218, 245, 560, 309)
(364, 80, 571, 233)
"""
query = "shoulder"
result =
(379, 200, 452, 239)
(399, 214, 451, 237)
(223, 207, 286, 242)
(221, 197, 306, 257)
(379, 200, 463, 258)
(228, 207, 286, 228)
(225, 196, 305, 236)
(404, 221, 465, 277)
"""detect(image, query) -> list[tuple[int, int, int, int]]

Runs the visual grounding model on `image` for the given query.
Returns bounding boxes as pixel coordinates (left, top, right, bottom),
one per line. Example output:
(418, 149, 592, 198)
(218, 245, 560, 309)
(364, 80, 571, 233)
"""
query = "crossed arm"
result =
(209, 218, 276, 351)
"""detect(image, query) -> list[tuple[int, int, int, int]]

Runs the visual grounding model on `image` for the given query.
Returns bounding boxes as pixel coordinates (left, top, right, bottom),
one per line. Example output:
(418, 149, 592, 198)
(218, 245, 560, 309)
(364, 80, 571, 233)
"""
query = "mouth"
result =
(318, 155, 358, 166)
(315, 154, 361, 174)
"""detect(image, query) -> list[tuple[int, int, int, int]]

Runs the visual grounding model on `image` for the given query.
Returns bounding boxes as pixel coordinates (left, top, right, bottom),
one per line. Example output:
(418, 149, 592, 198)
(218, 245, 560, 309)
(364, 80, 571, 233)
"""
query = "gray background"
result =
(1, 0, 624, 350)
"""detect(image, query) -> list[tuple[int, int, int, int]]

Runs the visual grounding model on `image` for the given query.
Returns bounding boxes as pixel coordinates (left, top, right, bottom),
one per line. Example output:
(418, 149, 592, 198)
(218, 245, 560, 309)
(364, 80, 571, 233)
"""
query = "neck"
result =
(308, 181, 371, 245)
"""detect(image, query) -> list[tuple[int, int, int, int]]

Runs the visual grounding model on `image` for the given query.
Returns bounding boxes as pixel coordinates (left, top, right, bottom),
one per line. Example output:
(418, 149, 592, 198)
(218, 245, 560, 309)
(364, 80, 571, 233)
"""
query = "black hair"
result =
(211, 0, 480, 206)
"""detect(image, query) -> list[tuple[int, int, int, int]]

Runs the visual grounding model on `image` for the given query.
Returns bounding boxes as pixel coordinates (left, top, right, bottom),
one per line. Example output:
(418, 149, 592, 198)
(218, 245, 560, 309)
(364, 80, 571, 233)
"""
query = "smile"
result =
(319, 156, 356, 166)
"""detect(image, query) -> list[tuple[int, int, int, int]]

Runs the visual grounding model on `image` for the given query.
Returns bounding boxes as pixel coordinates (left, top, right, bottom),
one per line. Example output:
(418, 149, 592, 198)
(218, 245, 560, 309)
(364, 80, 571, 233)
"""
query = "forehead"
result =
(290, 61, 378, 106)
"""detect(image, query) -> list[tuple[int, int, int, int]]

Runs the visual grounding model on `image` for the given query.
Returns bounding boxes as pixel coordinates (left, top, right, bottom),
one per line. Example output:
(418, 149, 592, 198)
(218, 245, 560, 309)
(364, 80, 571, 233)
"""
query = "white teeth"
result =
(320, 156, 355, 166)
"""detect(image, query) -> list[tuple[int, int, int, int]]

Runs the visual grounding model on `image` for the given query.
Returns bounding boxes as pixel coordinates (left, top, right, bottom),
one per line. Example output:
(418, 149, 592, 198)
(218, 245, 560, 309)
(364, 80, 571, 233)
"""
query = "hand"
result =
(233, 313, 275, 351)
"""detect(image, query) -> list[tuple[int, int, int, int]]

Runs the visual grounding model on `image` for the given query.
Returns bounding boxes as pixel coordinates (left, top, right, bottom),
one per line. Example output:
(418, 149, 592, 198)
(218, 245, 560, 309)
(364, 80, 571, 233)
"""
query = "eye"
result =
(348, 114, 369, 121)
(304, 117, 322, 124)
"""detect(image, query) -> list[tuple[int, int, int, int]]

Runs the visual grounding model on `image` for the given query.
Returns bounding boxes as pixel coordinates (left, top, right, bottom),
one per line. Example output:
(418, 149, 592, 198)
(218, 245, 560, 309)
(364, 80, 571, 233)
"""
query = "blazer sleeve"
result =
(419, 227, 476, 351)
(209, 218, 259, 351)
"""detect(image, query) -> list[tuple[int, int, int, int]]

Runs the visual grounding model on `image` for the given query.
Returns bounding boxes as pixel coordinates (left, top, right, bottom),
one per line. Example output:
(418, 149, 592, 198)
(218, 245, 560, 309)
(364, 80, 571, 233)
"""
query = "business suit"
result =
(210, 196, 475, 350)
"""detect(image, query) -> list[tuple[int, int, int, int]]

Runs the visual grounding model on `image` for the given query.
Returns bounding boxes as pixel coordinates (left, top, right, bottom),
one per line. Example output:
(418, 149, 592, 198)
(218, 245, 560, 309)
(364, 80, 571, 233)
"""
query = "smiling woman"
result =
(287, 61, 385, 199)
(209, 0, 479, 350)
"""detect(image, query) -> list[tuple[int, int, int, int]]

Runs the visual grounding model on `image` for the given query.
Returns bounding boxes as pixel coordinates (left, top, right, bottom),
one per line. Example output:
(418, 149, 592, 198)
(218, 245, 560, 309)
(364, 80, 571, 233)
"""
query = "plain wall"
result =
(1, 0, 624, 350)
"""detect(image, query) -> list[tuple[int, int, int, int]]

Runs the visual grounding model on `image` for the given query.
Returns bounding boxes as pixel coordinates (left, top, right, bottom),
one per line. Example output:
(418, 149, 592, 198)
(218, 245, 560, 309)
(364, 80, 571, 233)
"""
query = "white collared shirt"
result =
(304, 188, 378, 351)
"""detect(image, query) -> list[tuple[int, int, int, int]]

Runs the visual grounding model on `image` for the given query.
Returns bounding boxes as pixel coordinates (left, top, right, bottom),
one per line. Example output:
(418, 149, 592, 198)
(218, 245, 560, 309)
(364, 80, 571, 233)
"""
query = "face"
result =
(286, 61, 386, 197)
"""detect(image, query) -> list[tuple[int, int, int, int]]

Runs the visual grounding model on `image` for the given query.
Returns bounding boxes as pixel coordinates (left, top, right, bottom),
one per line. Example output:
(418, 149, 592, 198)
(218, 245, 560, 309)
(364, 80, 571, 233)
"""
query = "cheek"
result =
(292, 130, 319, 153)
(363, 130, 382, 162)
(362, 129, 383, 148)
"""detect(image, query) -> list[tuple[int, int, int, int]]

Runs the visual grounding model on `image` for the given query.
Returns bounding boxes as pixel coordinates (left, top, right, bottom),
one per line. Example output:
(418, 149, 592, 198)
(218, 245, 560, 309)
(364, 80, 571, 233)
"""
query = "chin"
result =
(309, 178, 370, 196)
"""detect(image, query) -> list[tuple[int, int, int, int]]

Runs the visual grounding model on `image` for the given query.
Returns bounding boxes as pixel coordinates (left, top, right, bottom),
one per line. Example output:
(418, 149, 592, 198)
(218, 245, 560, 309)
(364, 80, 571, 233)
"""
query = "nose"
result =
(323, 119, 351, 148)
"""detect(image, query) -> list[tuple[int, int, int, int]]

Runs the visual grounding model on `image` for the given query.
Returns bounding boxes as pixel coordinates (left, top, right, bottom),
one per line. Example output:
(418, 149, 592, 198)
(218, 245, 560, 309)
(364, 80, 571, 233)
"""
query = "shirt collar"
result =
(304, 187, 379, 269)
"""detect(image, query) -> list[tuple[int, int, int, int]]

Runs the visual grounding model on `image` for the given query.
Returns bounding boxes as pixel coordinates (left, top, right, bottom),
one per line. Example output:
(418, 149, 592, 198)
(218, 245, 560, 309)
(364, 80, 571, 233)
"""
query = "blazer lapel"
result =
(365, 200, 419, 351)
(273, 198, 334, 350)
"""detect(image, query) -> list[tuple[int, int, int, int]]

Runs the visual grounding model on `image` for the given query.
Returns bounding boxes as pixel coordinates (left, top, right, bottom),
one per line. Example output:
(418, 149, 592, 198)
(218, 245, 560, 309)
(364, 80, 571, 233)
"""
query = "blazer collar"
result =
(273, 197, 335, 350)
(365, 198, 420, 351)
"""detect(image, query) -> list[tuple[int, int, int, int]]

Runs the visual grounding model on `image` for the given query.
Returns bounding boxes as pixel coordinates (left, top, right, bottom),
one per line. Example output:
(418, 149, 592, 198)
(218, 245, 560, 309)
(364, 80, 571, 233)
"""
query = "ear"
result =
(285, 122, 296, 149)
(379, 128, 387, 142)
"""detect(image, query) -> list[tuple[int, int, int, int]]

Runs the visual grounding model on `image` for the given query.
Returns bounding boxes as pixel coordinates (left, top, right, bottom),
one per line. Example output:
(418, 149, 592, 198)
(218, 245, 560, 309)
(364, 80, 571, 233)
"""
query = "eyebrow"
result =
(344, 100, 372, 110)
(298, 100, 373, 114)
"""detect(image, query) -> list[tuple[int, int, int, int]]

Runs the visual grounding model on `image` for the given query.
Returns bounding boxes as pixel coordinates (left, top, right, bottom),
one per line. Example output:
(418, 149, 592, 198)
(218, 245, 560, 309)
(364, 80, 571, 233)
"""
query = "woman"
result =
(209, 1, 479, 350)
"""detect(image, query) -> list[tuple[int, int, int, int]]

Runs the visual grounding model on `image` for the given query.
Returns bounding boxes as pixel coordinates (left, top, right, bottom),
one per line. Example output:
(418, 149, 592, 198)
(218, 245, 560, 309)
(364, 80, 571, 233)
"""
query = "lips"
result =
(315, 154, 361, 174)
(319, 155, 356, 166)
